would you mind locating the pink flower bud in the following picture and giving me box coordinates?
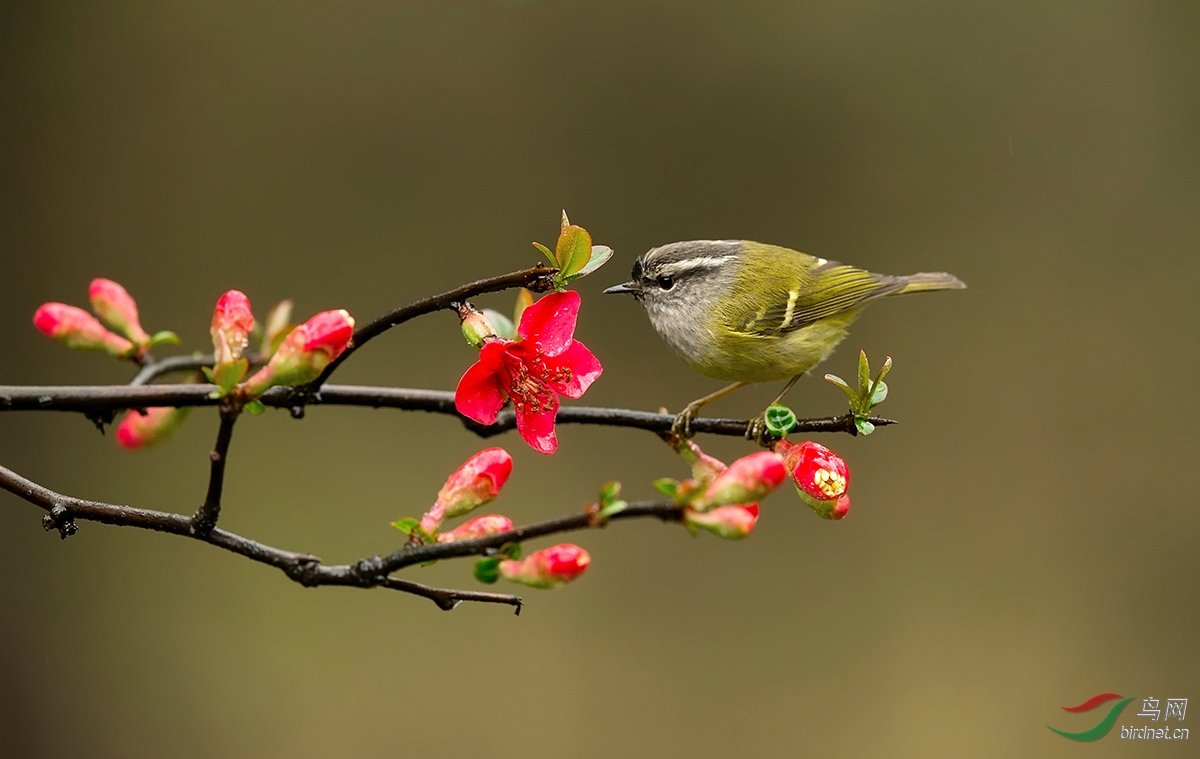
[89,278,150,346]
[33,303,134,356]
[115,406,192,449]
[499,543,590,589]
[240,309,354,397]
[211,290,255,365]
[776,440,851,520]
[419,448,513,533]
[436,514,514,543]
[685,503,759,539]
[693,451,786,511]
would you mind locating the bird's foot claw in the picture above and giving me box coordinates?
[671,404,702,439]
[744,414,778,449]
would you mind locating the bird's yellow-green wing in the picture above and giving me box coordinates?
[722,243,898,337]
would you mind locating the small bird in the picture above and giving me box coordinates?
[603,240,965,442]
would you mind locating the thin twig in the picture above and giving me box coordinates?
[0,383,896,437]
[191,407,240,536]
[0,462,673,609]
[380,577,523,613]
[305,264,558,389]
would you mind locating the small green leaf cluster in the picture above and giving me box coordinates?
[390,517,437,544]
[532,211,614,288]
[473,543,522,584]
[825,351,892,436]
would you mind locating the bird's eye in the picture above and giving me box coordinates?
[657,275,675,290]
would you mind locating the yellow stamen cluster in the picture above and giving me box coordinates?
[813,468,846,498]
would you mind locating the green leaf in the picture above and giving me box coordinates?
[500,542,523,560]
[561,245,613,282]
[857,350,871,399]
[764,403,797,437]
[391,517,420,535]
[597,499,628,520]
[474,556,502,584]
[267,325,297,357]
[212,358,249,396]
[868,380,888,408]
[202,366,216,384]
[420,560,438,568]
[481,309,516,340]
[653,478,680,498]
[824,374,863,411]
[244,400,265,415]
[532,242,557,267]
[599,480,622,506]
[555,225,593,278]
[876,355,893,384]
[854,417,875,436]
[148,330,180,348]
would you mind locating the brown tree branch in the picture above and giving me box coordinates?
[0,383,895,437]
[0,462,681,611]
[304,264,558,390]
[191,407,239,536]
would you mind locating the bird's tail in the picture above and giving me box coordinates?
[887,271,967,295]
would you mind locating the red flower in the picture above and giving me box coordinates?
[499,543,591,588]
[455,291,602,454]
[776,440,851,520]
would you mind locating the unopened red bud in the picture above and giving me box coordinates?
[419,447,513,534]
[115,406,192,449]
[34,303,134,356]
[693,451,785,511]
[685,503,759,539]
[240,309,354,397]
[776,440,851,519]
[436,514,514,543]
[211,290,255,365]
[499,543,590,589]
[457,303,497,349]
[89,278,150,346]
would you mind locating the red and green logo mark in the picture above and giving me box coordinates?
[1047,693,1135,741]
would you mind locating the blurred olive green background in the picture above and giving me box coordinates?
[2,1,1198,757]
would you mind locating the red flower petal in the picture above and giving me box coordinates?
[455,343,510,425]
[545,339,603,398]
[517,291,580,357]
[515,401,559,455]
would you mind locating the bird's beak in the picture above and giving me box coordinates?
[603,282,641,295]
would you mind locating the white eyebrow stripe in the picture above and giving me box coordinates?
[656,255,737,277]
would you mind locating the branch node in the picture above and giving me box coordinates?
[349,556,385,587]
[41,504,78,539]
[83,408,116,434]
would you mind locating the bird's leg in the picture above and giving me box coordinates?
[671,382,747,438]
[745,374,804,447]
